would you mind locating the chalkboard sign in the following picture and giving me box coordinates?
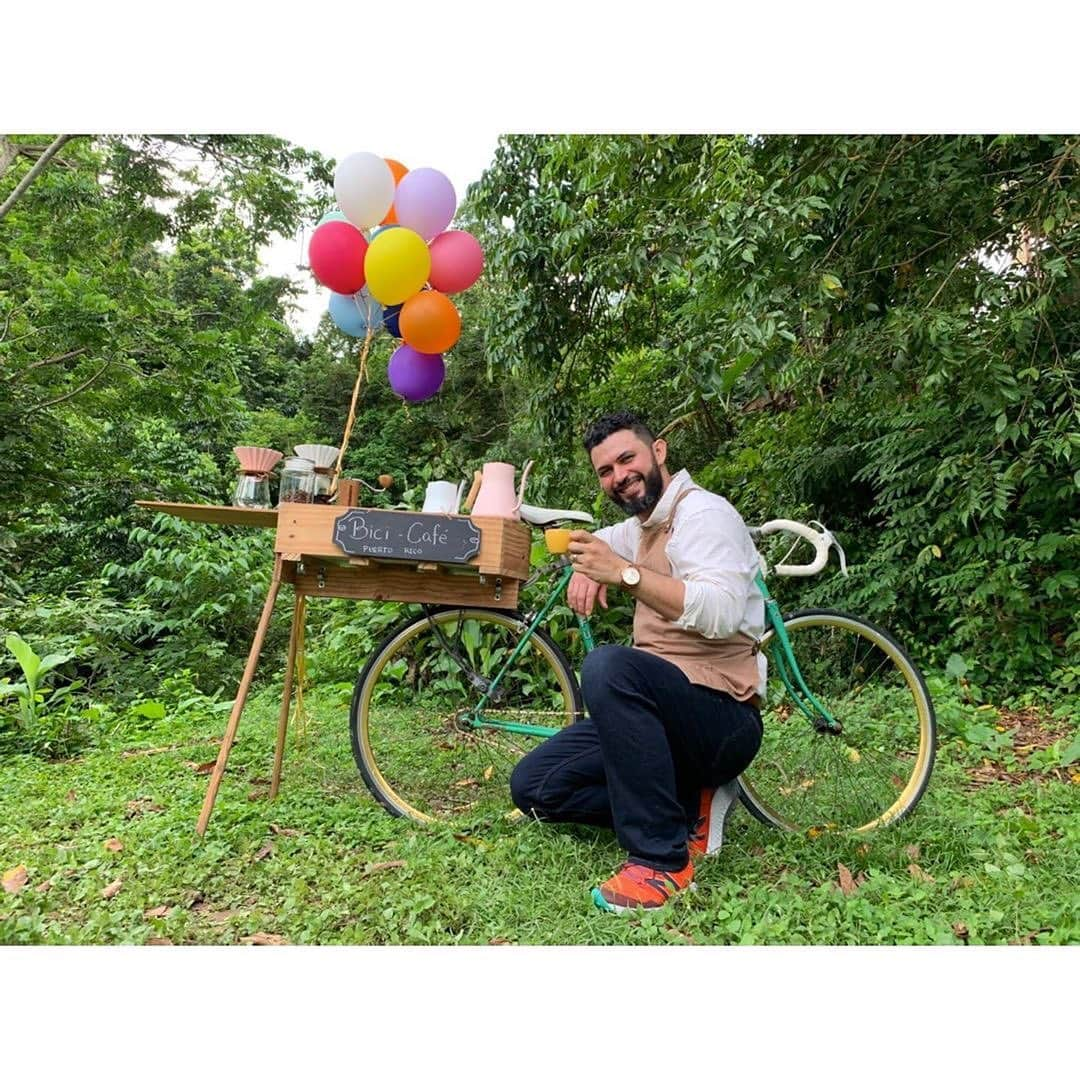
[332,509,482,564]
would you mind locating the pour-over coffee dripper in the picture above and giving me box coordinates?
[232,446,283,509]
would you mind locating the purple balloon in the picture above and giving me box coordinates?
[393,168,457,242]
[387,344,445,402]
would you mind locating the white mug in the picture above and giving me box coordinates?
[422,480,463,514]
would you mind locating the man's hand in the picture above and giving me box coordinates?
[567,571,608,618]
[568,530,627,584]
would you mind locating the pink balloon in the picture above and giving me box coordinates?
[309,220,368,294]
[428,230,484,294]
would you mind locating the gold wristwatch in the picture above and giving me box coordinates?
[620,562,642,589]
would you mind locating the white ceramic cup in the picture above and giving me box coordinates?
[422,480,462,514]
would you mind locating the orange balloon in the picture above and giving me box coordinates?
[381,158,409,225]
[399,290,461,354]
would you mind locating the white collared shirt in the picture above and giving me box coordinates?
[594,469,767,694]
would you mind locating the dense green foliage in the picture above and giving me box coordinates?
[2,133,1076,773]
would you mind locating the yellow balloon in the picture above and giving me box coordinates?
[364,227,432,306]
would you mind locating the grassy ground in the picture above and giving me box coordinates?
[2,680,1078,945]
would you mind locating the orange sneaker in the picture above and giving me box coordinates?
[591,859,695,913]
[687,780,740,859]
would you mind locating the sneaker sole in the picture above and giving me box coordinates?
[703,783,741,856]
[590,883,697,915]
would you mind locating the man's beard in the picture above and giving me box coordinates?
[609,459,664,516]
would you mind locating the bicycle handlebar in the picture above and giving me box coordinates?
[752,519,848,578]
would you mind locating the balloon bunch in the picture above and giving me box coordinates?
[308,152,484,403]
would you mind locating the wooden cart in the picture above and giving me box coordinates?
[135,499,532,834]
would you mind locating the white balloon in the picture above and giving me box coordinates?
[334,152,395,230]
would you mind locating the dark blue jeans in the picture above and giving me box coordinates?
[509,644,763,871]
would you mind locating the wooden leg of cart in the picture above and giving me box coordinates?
[270,592,304,800]
[196,554,284,836]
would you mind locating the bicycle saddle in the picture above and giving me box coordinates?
[518,503,595,527]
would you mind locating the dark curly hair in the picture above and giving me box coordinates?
[582,411,656,453]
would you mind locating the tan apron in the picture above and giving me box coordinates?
[633,486,761,704]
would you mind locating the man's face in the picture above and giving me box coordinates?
[589,429,667,516]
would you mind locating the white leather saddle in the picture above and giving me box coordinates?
[518,503,595,527]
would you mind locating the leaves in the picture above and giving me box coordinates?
[241,933,288,946]
[101,878,123,899]
[2,865,29,894]
[836,863,859,897]
[144,905,172,919]
[103,838,123,852]
[907,864,936,885]
[252,843,274,862]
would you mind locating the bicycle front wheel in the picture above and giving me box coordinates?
[738,609,936,834]
[350,606,582,824]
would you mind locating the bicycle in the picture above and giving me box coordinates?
[348,501,936,835]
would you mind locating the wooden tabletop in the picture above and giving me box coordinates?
[135,501,279,528]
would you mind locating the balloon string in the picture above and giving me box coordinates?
[331,326,374,496]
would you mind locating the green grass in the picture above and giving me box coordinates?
[2,680,1078,945]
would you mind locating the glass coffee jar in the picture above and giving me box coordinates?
[278,457,315,505]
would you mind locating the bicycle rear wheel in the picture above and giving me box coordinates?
[738,609,936,833]
[350,606,582,824]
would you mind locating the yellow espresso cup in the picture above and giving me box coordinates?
[544,528,572,554]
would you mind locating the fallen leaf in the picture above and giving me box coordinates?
[144,905,172,919]
[488,937,513,945]
[104,838,124,853]
[2,865,29,894]
[193,761,216,775]
[126,799,164,818]
[952,922,970,944]
[907,863,935,884]
[147,937,174,946]
[66,789,77,802]
[482,765,494,781]
[101,878,123,899]
[837,862,858,897]
[453,778,479,788]
[35,880,52,894]
[1009,927,1052,946]
[241,932,288,945]
[253,843,274,862]
[200,909,244,924]
[905,844,921,860]
[269,824,300,837]
[247,791,265,802]
[890,774,905,789]
[362,860,406,875]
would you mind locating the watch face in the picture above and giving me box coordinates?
[622,565,641,586]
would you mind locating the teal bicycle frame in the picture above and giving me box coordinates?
[460,555,840,740]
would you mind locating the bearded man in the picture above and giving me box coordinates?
[509,411,766,913]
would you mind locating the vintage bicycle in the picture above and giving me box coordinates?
[348,500,936,835]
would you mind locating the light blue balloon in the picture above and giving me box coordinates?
[328,290,382,337]
[317,209,349,226]
[369,224,400,241]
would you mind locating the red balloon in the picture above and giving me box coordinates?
[428,230,484,294]
[309,220,368,294]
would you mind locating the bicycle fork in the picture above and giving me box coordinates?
[755,571,842,735]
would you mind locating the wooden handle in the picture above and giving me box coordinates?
[464,470,482,513]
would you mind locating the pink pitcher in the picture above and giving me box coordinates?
[470,460,533,519]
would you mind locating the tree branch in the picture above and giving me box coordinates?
[0,135,82,224]
[22,359,112,417]
[2,348,87,382]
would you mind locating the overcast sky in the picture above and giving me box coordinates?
[260,128,503,337]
